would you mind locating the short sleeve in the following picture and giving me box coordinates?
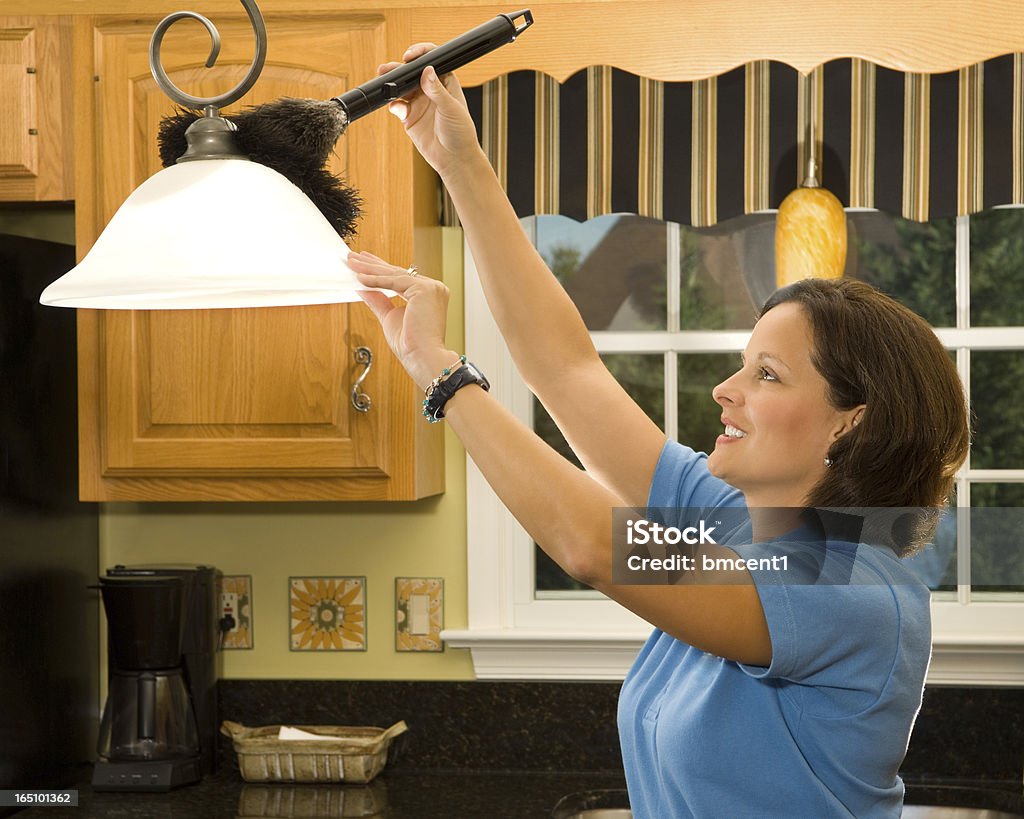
[733,542,926,715]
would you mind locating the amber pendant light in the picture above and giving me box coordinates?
[775,70,848,286]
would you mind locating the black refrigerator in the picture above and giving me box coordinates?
[0,230,100,812]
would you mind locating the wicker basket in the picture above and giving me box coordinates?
[221,720,407,784]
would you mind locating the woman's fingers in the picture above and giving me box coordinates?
[402,42,439,62]
[350,249,386,263]
[348,249,402,274]
[349,251,423,295]
[357,289,397,323]
[378,45,436,76]
[354,270,415,294]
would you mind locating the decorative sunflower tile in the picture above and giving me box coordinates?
[289,576,366,651]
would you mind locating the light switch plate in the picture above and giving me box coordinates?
[220,575,254,650]
[395,577,444,652]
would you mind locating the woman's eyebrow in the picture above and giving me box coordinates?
[759,352,790,371]
[740,351,790,371]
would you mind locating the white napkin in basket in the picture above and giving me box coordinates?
[277,726,337,741]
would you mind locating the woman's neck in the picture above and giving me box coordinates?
[747,506,808,541]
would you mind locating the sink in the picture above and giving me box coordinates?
[551,789,1023,819]
[551,789,631,819]
[903,810,1022,818]
[555,812,631,819]
[550,808,1020,819]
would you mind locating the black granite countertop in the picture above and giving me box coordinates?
[16,767,629,819]
[15,681,1022,818]
[15,767,1024,818]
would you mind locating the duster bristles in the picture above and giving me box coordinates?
[157,99,361,240]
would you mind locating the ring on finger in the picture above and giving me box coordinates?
[406,265,419,277]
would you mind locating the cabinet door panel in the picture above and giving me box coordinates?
[0,17,73,201]
[78,13,442,498]
[0,28,37,177]
[100,305,384,477]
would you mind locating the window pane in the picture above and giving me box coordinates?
[535,214,667,331]
[969,484,1024,592]
[676,211,956,330]
[679,214,773,329]
[846,211,956,327]
[902,497,957,592]
[604,354,666,430]
[970,351,1024,468]
[969,208,1024,326]
[678,353,740,456]
[535,546,587,592]
[534,354,664,593]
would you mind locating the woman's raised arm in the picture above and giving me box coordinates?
[381,56,667,508]
[352,263,771,666]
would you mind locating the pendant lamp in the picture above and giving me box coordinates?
[40,0,384,310]
[775,70,848,287]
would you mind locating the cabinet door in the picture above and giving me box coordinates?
[0,17,73,201]
[78,13,441,500]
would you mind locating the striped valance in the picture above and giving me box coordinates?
[446,55,1023,227]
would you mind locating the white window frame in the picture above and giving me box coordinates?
[442,215,1024,685]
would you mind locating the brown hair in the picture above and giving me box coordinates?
[760,279,970,555]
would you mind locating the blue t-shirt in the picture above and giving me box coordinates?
[618,440,931,818]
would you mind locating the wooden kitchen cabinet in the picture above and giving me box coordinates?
[73,11,443,500]
[0,16,73,201]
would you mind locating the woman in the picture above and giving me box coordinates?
[348,51,970,819]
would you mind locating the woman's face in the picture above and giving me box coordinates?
[707,301,859,507]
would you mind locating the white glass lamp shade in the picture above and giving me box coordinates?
[40,159,393,309]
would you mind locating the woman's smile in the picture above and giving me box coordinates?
[716,419,748,445]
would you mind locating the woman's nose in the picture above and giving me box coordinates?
[712,371,742,406]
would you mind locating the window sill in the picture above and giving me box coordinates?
[441,629,1024,685]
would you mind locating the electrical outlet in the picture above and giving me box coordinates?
[395,577,443,652]
[221,592,239,633]
[220,575,254,649]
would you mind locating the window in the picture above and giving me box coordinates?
[443,210,1024,684]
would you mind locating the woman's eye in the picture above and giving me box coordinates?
[758,367,779,382]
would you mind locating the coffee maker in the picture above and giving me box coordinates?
[93,565,220,792]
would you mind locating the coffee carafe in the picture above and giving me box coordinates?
[93,565,220,792]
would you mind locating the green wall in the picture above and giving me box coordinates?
[0,203,75,245]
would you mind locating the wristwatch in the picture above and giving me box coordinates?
[425,362,490,422]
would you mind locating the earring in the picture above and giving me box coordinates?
[824,457,833,468]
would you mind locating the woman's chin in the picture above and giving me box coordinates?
[706,450,725,477]
[707,451,743,487]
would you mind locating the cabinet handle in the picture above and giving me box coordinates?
[350,346,373,413]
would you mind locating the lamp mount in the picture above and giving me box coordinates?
[149,0,268,162]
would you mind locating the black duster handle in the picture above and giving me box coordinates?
[333,10,533,122]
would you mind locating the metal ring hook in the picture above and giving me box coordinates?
[149,0,268,113]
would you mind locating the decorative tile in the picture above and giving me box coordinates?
[395,577,444,652]
[289,576,366,651]
[221,574,254,650]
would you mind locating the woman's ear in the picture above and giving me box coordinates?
[832,405,866,441]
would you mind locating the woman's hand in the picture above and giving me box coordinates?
[349,251,458,390]
[378,45,485,181]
